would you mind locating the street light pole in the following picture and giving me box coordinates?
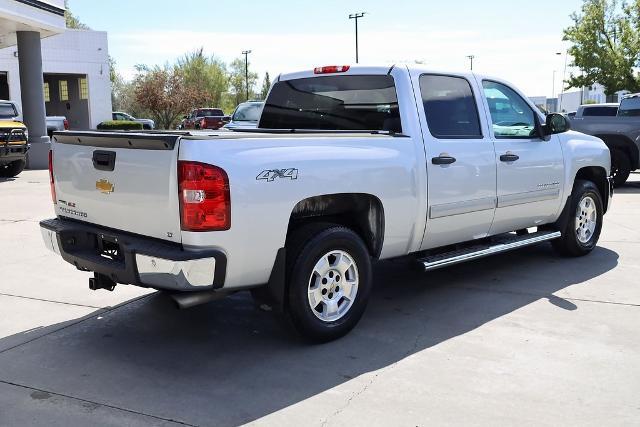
[349,12,365,63]
[466,55,475,71]
[560,50,568,112]
[242,50,252,101]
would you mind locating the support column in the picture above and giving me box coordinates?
[17,31,49,169]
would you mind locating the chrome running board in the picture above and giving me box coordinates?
[419,231,561,271]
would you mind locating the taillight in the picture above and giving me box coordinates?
[63,119,69,130]
[314,65,350,74]
[48,150,56,204]
[178,161,230,231]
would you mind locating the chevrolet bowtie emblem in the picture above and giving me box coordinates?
[96,179,114,194]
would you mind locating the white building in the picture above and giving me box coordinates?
[530,83,633,114]
[0,29,112,130]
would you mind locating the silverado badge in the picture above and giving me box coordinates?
[96,179,115,194]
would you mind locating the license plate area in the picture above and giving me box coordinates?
[97,234,124,263]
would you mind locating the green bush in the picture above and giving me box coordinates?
[96,120,144,131]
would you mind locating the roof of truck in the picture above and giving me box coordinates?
[580,103,619,108]
[277,64,482,82]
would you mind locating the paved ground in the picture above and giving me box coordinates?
[1,170,639,426]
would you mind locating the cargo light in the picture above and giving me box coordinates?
[314,65,350,74]
[48,150,56,204]
[178,161,230,231]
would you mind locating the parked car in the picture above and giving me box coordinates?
[180,108,229,130]
[0,100,28,177]
[570,96,640,186]
[46,116,69,137]
[42,65,612,342]
[112,111,155,130]
[223,101,264,130]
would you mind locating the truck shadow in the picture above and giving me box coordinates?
[615,180,640,194]
[0,244,619,426]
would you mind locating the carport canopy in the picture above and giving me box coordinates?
[0,0,65,169]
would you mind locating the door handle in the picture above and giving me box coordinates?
[432,155,457,165]
[500,153,520,162]
[92,150,116,171]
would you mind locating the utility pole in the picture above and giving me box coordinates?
[466,55,475,71]
[349,12,366,63]
[242,50,251,101]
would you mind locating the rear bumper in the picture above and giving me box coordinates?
[40,218,226,291]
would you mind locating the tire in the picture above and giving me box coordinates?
[286,223,372,343]
[551,180,603,257]
[0,159,26,178]
[610,149,631,187]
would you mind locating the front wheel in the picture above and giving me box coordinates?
[0,159,26,177]
[552,180,603,257]
[286,223,372,342]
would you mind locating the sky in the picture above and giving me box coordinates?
[67,0,586,98]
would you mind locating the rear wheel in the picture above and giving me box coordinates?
[552,180,603,257]
[286,223,372,342]
[610,149,631,187]
[0,159,26,178]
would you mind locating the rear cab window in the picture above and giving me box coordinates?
[582,106,618,117]
[197,109,224,117]
[259,75,402,132]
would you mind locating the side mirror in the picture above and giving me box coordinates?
[544,113,571,135]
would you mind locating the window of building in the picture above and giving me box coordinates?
[79,77,88,100]
[43,82,50,102]
[59,80,69,101]
[419,74,482,139]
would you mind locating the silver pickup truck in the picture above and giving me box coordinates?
[41,65,613,342]
[570,94,640,186]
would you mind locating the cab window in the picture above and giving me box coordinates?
[482,81,538,138]
[420,74,482,139]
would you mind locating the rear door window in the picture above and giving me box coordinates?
[419,75,482,138]
[259,75,401,132]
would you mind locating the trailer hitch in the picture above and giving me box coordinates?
[89,273,117,291]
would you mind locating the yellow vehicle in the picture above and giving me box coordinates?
[0,101,28,178]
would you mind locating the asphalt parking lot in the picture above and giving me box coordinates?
[1,170,639,426]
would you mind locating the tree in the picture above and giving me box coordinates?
[260,72,271,100]
[133,65,208,129]
[64,0,90,29]
[177,49,229,108]
[228,57,258,105]
[564,0,640,95]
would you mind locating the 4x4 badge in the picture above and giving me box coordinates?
[96,179,115,194]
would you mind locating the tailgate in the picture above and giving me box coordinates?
[52,132,182,243]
